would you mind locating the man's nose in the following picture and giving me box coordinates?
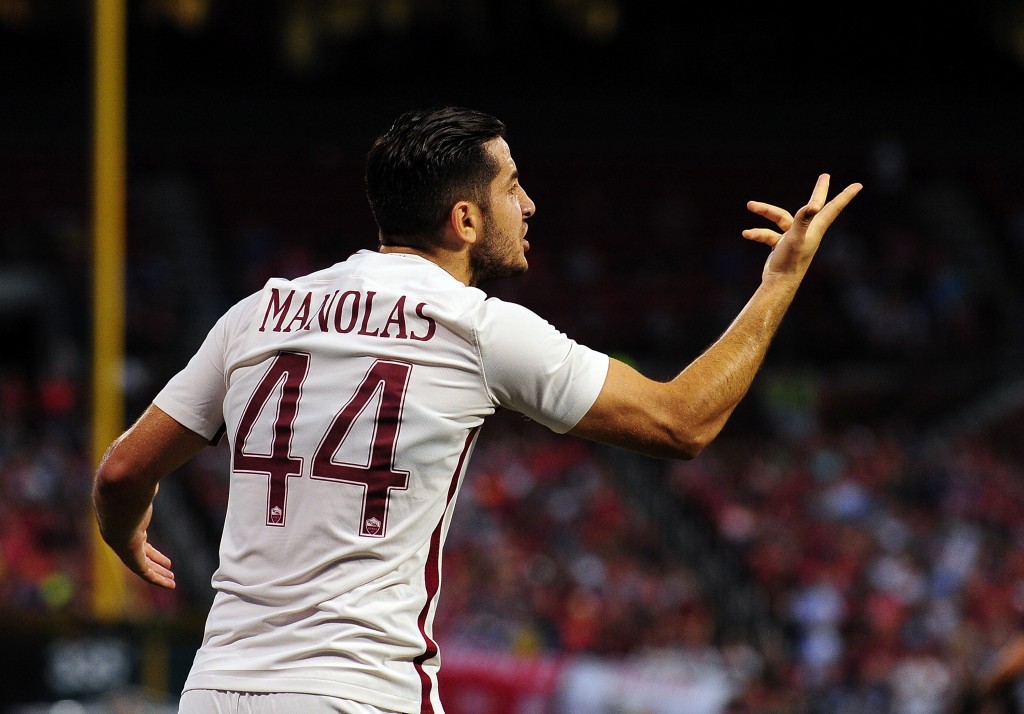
[522,191,536,218]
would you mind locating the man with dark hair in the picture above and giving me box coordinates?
[93,105,861,714]
[366,106,508,248]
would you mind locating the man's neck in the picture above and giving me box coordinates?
[379,244,472,286]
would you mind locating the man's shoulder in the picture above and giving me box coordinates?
[478,295,545,321]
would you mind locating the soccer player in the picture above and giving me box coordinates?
[93,106,861,714]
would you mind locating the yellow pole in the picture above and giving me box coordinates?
[90,0,129,622]
[89,5,171,699]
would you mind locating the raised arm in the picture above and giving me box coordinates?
[92,404,210,588]
[569,174,862,459]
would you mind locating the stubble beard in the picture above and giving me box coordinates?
[468,215,528,287]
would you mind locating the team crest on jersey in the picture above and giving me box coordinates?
[269,505,283,524]
[364,517,382,535]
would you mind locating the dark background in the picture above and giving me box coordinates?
[2,0,1024,449]
[3,1,1023,153]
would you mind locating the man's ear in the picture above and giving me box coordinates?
[448,200,483,247]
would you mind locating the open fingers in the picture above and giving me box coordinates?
[146,541,172,568]
[143,542,176,589]
[746,200,794,232]
[815,181,864,226]
[742,227,783,247]
[797,176,863,230]
[745,176,862,246]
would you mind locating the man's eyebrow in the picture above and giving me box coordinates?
[508,169,519,185]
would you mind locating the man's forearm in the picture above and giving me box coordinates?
[667,273,802,444]
[92,404,209,548]
[92,443,160,551]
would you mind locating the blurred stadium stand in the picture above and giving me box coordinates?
[2,1,1024,712]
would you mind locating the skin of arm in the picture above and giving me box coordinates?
[92,404,210,589]
[569,174,863,459]
[981,635,1024,693]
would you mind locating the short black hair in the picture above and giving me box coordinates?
[365,106,506,249]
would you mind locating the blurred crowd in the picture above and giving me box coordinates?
[1,138,1024,712]
[670,421,1024,713]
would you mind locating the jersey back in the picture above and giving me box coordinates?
[153,250,608,713]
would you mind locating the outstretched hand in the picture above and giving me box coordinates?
[743,174,862,281]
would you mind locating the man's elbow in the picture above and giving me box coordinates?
[93,440,140,494]
[659,419,723,461]
[664,433,710,461]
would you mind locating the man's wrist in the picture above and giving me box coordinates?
[760,270,804,295]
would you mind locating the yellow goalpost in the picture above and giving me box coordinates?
[89,0,129,623]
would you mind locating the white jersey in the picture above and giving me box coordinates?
[153,250,609,714]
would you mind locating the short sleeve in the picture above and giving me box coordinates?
[152,312,231,441]
[476,299,609,433]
